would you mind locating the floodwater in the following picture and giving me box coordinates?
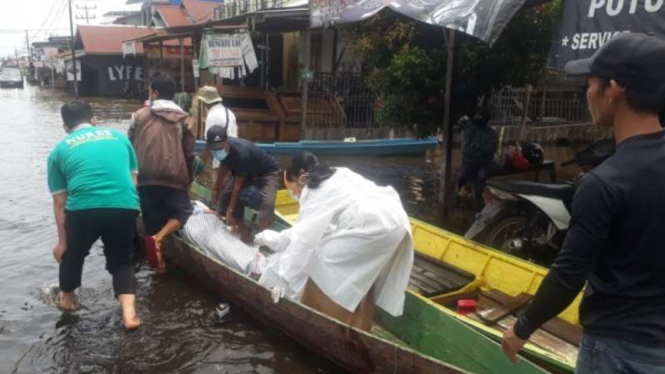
[0,86,350,374]
[0,85,582,374]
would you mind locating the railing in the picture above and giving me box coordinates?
[491,87,590,126]
[214,0,285,20]
[304,71,377,129]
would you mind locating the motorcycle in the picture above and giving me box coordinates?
[464,138,616,265]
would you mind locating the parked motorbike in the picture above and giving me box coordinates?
[464,138,616,265]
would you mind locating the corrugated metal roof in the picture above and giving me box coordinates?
[157,5,191,27]
[182,0,220,24]
[78,25,159,54]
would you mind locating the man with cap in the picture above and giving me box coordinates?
[502,33,665,373]
[198,86,238,185]
[207,125,280,242]
[190,86,238,140]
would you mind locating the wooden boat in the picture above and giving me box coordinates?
[271,190,582,374]
[162,184,556,374]
[194,137,437,156]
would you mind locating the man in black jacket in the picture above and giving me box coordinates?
[457,106,497,201]
[502,33,665,373]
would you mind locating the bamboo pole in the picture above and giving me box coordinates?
[179,37,185,93]
[68,0,78,98]
[300,27,312,140]
[519,84,532,141]
[439,29,456,219]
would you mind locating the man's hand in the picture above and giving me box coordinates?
[53,242,67,264]
[502,325,527,364]
[225,210,238,232]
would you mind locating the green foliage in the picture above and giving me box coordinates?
[343,1,562,137]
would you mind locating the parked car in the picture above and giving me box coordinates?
[0,68,24,89]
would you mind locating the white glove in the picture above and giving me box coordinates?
[255,230,281,248]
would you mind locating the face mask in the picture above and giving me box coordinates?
[212,149,227,161]
[288,190,300,202]
[297,173,309,185]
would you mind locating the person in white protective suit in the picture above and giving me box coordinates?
[256,153,414,331]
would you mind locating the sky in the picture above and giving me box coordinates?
[0,0,142,58]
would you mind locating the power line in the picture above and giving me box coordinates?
[35,0,69,40]
[76,4,97,24]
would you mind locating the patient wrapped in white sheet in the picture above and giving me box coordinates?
[180,202,266,275]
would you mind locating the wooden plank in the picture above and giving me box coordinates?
[541,319,582,347]
[410,270,447,291]
[415,254,475,281]
[408,276,440,296]
[414,255,475,288]
[497,316,579,366]
[479,293,532,326]
[481,289,581,346]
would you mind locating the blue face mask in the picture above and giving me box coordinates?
[212,149,228,161]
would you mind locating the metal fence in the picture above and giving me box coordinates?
[491,87,590,126]
[305,71,377,129]
[214,0,285,20]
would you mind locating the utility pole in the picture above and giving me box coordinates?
[68,0,79,98]
[25,30,31,63]
[76,4,97,24]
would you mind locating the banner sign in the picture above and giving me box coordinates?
[192,59,200,78]
[201,34,244,67]
[549,0,665,69]
[310,0,530,45]
[122,41,137,58]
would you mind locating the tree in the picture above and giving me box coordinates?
[342,1,562,138]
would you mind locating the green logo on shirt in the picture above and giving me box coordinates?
[66,130,117,149]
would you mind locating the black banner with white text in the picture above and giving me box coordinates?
[549,0,665,69]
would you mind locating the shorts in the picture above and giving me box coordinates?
[219,171,280,229]
[138,186,194,236]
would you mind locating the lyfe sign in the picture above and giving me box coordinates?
[108,66,144,81]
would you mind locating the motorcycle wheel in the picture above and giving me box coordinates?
[481,216,542,256]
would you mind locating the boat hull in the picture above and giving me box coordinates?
[194,138,437,156]
[163,235,469,374]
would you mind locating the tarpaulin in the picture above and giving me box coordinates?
[310,0,531,45]
[548,0,665,70]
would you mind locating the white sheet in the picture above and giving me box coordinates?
[181,213,259,274]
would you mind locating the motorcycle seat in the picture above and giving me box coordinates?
[487,180,575,210]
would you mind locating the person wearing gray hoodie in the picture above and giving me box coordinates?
[128,72,196,273]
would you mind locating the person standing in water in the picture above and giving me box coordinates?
[47,101,141,330]
[457,106,497,201]
[129,72,196,273]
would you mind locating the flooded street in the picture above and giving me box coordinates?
[0,86,446,374]
[0,86,346,374]
[0,85,583,374]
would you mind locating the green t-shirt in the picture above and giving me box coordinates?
[47,125,140,211]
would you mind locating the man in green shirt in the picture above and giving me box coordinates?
[47,101,141,330]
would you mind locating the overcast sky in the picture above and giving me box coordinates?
[0,0,142,58]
